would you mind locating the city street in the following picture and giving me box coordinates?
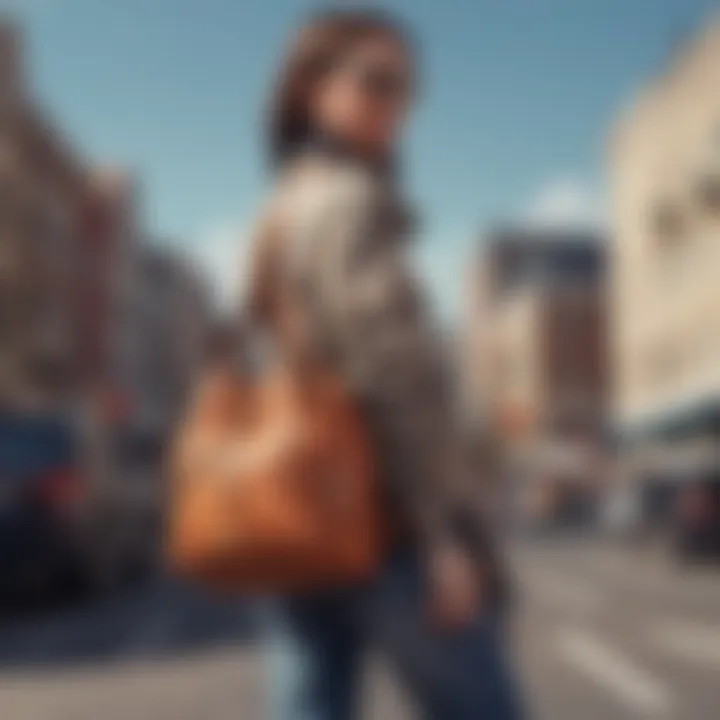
[0,539,718,719]
[2,3,720,720]
[515,538,720,719]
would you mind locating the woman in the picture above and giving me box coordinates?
[249,9,522,720]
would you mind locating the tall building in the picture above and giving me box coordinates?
[0,21,89,413]
[0,15,212,586]
[465,229,607,511]
[609,21,720,506]
[81,167,140,389]
[119,243,209,437]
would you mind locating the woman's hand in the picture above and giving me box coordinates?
[429,543,482,630]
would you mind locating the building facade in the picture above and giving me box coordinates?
[0,21,90,414]
[0,18,212,585]
[119,243,209,437]
[465,230,607,515]
[609,20,720,493]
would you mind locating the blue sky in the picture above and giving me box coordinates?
[7,0,720,316]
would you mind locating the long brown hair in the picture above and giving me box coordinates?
[267,8,414,167]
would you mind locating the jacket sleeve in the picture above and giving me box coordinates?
[296,176,494,563]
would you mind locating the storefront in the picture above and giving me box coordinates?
[616,402,720,557]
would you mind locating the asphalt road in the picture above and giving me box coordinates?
[515,537,720,720]
[0,538,718,719]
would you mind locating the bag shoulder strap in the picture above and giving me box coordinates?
[247,162,324,326]
[246,168,343,371]
[247,200,284,328]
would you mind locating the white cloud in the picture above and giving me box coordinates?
[523,177,604,232]
[192,220,252,312]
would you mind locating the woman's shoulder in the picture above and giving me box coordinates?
[261,156,416,254]
[276,155,382,219]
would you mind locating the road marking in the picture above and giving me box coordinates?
[522,572,603,615]
[557,628,672,717]
[517,544,720,611]
[652,620,720,668]
[589,548,720,603]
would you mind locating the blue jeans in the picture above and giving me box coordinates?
[265,552,523,720]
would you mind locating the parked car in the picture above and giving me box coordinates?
[629,468,720,561]
[0,410,168,608]
[0,414,85,607]
[79,424,166,592]
[673,473,720,562]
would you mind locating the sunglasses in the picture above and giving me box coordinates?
[342,61,409,102]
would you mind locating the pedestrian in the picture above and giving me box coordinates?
[247,8,524,719]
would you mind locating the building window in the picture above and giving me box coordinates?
[651,201,684,249]
[695,171,720,214]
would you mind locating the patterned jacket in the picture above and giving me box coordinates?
[251,152,502,585]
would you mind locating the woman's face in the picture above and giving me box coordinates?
[312,34,412,155]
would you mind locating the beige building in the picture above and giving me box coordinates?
[609,19,720,486]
